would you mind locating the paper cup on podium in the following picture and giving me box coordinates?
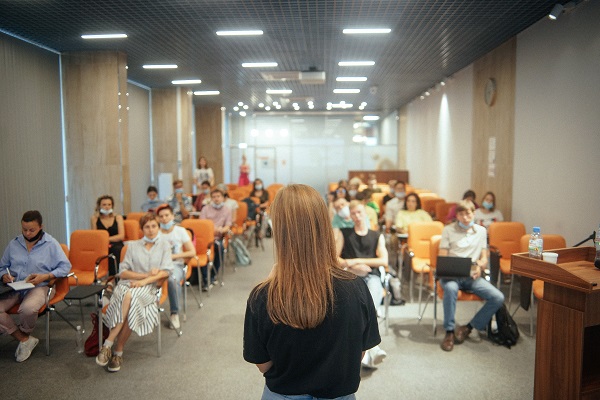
[542,252,559,264]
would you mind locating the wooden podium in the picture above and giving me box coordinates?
[512,247,600,400]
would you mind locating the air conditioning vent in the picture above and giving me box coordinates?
[300,71,326,84]
[260,71,301,81]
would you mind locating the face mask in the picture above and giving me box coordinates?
[203,189,210,195]
[458,220,475,230]
[482,201,494,210]
[24,229,44,243]
[148,195,156,201]
[211,202,224,209]
[160,220,175,230]
[99,208,113,215]
[389,189,395,195]
[395,191,406,199]
[143,235,159,244]
[175,188,184,194]
[255,184,263,190]
[348,189,357,197]
[337,206,350,219]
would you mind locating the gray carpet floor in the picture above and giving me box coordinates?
[0,236,535,399]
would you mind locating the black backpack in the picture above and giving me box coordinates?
[487,304,520,348]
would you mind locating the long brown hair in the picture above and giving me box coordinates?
[256,184,354,329]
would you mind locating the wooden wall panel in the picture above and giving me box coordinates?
[62,51,128,230]
[195,104,223,185]
[180,89,194,191]
[472,38,516,220]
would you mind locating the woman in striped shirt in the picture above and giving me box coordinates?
[95,213,173,372]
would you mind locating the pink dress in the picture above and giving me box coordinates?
[238,164,250,186]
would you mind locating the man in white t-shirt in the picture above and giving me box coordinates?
[156,204,196,331]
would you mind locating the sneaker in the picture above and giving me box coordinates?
[371,347,387,365]
[15,336,39,362]
[107,354,123,372]
[96,346,112,367]
[361,351,375,369]
[169,314,181,330]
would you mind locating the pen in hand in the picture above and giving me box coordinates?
[5,267,14,283]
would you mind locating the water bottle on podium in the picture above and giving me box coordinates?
[528,226,543,259]
[594,225,600,269]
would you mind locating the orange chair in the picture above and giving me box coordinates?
[488,221,526,305]
[407,221,444,315]
[126,212,145,222]
[226,183,238,192]
[228,189,246,201]
[435,202,456,225]
[182,228,203,319]
[429,235,482,335]
[68,230,114,286]
[519,234,566,335]
[371,192,386,218]
[181,219,218,295]
[123,219,142,242]
[422,198,445,218]
[231,201,248,237]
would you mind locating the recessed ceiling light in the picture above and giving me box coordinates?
[238,101,244,106]
[242,62,278,68]
[239,111,247,117]
[81,33,127,39]
[338,61,375,67]
[363,115,380,121]
[143,64,178,69]
[258,103,264,108]
[233,106,239,111]
[193,90,220,96]
[336,77,368,82]
[266,89,292,94]
[333,89,360,94]
[216,30,263,36]
[343,28,391,34]
[265,106,271,111]
[243,105,249,110]
[330,102,354,109]
[172,79,202,84]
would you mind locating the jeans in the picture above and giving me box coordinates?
[363,273,384,311]
[441,277,504,331]
[167,265,185,314]
[261,385,356,400]
[201,239,224,286]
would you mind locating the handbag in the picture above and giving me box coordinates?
[84,312,110,357]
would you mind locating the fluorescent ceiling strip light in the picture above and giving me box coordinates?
[172,79,202,84]
[336,76,367,82]
[194,91,220,96]
[81,33,127,39]
[333,88,360,94]
[266,89,292,94]
[338,61,375,66]
[363,115,380,121]
[242,62,278,68]
[143,64,178,69]
[216,30,263,36]
[343,28,391,34]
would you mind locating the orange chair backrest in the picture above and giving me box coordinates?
[228,189,246,201]
[488,222,527,260]
[60,243,69,258]
[407,221,444,259]
[69,230,110,273]
[226,183,238,192]
[124,219,142,241]
[429,235,442,270]
[422,198,445,217]
[120,244,128,263]
[180,219,215,261]
[436,202,456,224]
[236,201,248,225]
[519,234,566,252]
[238,184,254,197]
[371,192,386,216]
[126,212,145,222]
[267,183,284,192]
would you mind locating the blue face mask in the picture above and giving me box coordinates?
[458,220,475,230]
[203,189,210,195]
[482,201,494,210]
[255,184,263,190]
[175,188,184,194]
[348,189,357,197]
[160,220,175,230]
[143,235,159,244]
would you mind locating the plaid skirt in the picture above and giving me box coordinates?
[105,283,158,337]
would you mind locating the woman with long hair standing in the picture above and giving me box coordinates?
[244,184,381,399]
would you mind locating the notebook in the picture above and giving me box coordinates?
[436,256,473,278]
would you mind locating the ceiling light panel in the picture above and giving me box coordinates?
[342,28,391,34]
[216,30,263,36]
[333,89,360,94]
[194,91,220,95]
[338,61,376,67]
[143,64,178,69]
[242,62,278,68]
[336,77,368,82]
[81,33,127,39]
[172,79,201,84]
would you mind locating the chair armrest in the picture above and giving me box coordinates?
[489,245,502,258]
[94,254,116,282]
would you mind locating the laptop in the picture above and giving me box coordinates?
[436,256,473,278]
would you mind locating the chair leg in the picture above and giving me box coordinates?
[417,272,425,317]
[496,269,502,289]
[183,279,187,322]
[409,269,414,304]
[433,281,438,336]
[45,309,51,356]
[186,281,203,308]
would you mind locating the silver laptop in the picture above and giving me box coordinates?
[436,256,473,278]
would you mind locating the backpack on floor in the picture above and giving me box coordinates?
[84,312,110,357]
[487,303,520,349]
[230,237,252,266]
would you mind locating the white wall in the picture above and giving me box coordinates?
[405,65,474,202]
[513,1,600,245]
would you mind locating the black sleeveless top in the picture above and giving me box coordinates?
[96,217,119,236]
[340,228,381,276]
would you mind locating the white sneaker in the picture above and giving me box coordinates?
[361,351,375,369]
[371,346,387,365]
[15,336,39,362]
[169,314,180,330]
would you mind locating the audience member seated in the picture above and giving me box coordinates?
[366,174,382,193]
[334,201,388,369]
[140,185,162,213]
[347,177,362,200]
[166,179,194,223]
[199,189,232,290]
[382,179,398,205]
[0,210,71,362]
[439,201,504,352]
[96,213,172,372]
[216,183,239,223]
[193,155,214,189]
[156,204,196,331]
[328,184,351,221]
[249,178,269,212]
[362,189,380,216]
[91,195,124,275]
[445,189,478,223]
[384,181,407,232]
[394,193,433,234]
[332,198,354,229]
[473,191,504,228]
[356,191,379,230]
[193,180,211,211]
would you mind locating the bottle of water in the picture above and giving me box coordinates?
[76,325,85,354]
[594,225,600,269]
[528,226,543,259]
